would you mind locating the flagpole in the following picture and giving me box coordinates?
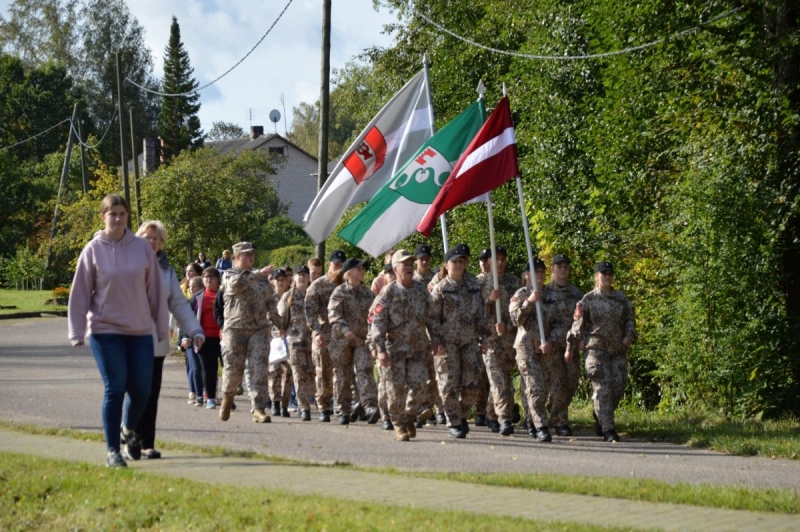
[503,83,545,345]
[422,55,448,253]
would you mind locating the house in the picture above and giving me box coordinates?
[132,126,320,225]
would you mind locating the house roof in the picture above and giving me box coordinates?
[209,133,318,161]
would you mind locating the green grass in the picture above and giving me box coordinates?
[0,289,65,314]
[0,452,620,532]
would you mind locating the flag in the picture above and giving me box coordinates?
[417,96,520,237]
[303,70,432,243]
[338,100,486,257]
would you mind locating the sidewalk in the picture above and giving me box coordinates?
[1,429,797,532]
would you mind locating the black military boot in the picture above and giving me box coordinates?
[300,410,311,421]
[474,414,487,427]
[281,406,290,418]
[338,412,350,425]
[555,425,573,437]
[603,429,620,442]
[512,403,521,424]
[499,422,514,436]
[436,413,447,426]
[461,418,470,435]
[535,427,552,442]
[349,402,364,423]
[319,410,331,422]
[448,426,466,439]
[271,401,281,416]
[382,419,394,430]
[486,419,501,433]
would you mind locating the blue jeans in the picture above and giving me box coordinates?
[89,334,154,452]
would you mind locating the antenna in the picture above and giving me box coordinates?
[249,108,253,128]
[280,93,288,136]
[269,109,281,134]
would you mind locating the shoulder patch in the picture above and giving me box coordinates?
[511,296,520,303]
[573,303,582,320]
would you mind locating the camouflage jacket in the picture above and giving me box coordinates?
[567,288,637,353]
[278,288,311,351]
[219,268,281,331]
[428,275,490,346]
[328,281,373,341]
[509,285,562,351]
[371,279,434,354]
[544,281,584,351]
[477,272,521,342]
[304,275,339,337]
[413,270,435,286]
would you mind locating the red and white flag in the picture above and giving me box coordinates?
[303,70,432,243]
[417,96,519,236]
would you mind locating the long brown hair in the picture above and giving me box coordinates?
[327,268,344,286]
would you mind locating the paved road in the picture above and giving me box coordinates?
[2,317,799,491]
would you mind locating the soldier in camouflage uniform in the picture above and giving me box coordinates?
[218,242,285,424]
[304,250,346,422]
[278,265,315,422]
[372,250,436,441]
[566,261,637,442]
[429,247,491,439]
[268,269,292,417]
[544,254,584,436]
[328,258,380,425]
[365,296,392,430]
[478,246,521,436]
[509,258,562,442]
[412,244,442,423]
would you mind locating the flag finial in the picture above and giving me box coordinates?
[477,80,486,99]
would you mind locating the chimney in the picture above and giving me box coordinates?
[250,125,264,139]
[143,138,161,175]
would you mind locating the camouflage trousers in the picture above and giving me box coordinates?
[516,342,563,430]
[378,369,390,421]
[434,342,483,427]
[474,356,490,416]
[312,336,333,410]
[547,344,580,427]
[381,349,428,426]
[289,346,315,412]
[221,327,271,410]
[329,340,377,416]
[482,339,517,424]
[585,350,627,432]
[269,359,293,405]
[425,351,444,414]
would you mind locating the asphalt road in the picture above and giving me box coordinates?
[2,317,798,490]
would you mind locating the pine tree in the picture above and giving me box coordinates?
[157,16,203,162]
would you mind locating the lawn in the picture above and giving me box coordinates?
[0,289,66,315]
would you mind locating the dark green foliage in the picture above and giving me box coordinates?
[256,215,313,252]
[157,16,203,162]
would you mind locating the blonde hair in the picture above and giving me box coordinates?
[136,220,167,243]
[99,193,128,215]
[189,276,204,293]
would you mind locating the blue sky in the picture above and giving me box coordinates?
[0,0,398,134]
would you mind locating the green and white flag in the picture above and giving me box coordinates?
[339,100,486,257]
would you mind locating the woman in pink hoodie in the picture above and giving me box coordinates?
[68,194,167,468]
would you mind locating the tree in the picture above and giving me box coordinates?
[157,16,203,162]
[139,147,284,265]
[206,121,245,142]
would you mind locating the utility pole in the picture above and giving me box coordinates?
[46,103,80,270]
[116,51,130,227]
[76,103,88,193]
[130,108,141,225]
[316,0,331,262]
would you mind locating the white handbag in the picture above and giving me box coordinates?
[269,337,289,365]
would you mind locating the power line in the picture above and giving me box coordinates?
[69,107,118,150]
[126,0,294,97]
[415,6,743,61]
[0,119,71,153]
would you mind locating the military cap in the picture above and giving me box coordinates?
[524,258,546,271]
[328,249,346,263]
[391,249,414,267]
[552,254,570,265]
[445,248,467,262]
[453,243,471,257]
[232,242,254,255]
[342,257,366,275]
[595,261,614,273]
[479,246,507,260]
[414,244,432,258]
[269,268,287,280]
[296,265,310,275]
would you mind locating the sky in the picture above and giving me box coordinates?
[0,0,399,135]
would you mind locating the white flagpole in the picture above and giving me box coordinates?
[478,80,502,327]
[503,83,545,345]
[423,55,448,253]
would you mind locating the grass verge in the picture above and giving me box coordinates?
[0,289,65,314]
[0,452,619,532]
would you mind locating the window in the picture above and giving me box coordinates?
[268,146,286,156]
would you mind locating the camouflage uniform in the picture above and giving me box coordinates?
[544,281,584,427]
[366,296,390,422]
[509,286,562,430]
[428,275,490,427]
[328,281,377,416]
[269,292,293,408]
[279,288,315,412]
[219,268,282,410]
[304,275,338,410]
[413,270,435,285]
[412,270,441,416]
[479,272,521,425]
[372,279,435,428]
[567,288,637,433]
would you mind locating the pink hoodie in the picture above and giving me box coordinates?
[68,228,168,346]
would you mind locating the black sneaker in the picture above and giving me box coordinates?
[107,449,127,468]
[121,428,141,460]
[603,429,620,442]
[555,425,573,437]
[474,414,487,427]
[300,410,311,421]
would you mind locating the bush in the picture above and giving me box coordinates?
[51,286,70,299]
[260,245,316,270]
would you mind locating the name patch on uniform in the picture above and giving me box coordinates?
[573,303,582,320]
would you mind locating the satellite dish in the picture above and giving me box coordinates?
[269,109,281,123]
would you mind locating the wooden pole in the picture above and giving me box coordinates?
[116,51,130,228]
[315,0,331,262]
[46,103,80,270]
[76,103,88,194]
[130,108,141,226]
